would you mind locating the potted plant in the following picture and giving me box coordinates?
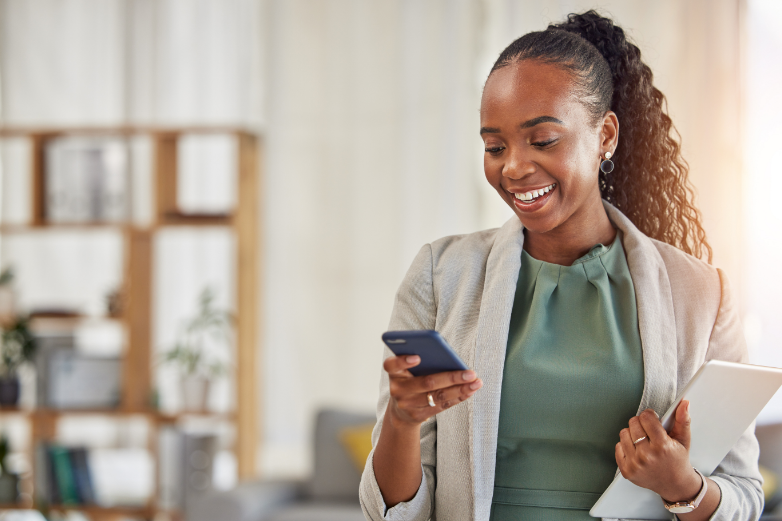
[161,288,232,412]
[0,316,36,407]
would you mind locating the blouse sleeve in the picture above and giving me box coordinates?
[359,244,438,521]
[704,269,765,520]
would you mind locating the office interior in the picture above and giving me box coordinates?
[0,0,778,520]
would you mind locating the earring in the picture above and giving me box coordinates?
[600,151,614,174]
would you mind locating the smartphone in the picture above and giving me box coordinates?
[381,330,469,377]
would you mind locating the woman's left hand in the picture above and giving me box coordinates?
[615,401,703,503]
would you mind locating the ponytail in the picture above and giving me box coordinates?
[490,11,712,262]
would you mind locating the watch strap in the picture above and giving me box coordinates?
[663,468,707,514]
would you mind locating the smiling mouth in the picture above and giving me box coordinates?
[512,183,556,203]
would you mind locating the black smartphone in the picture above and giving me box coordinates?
[381,330,469,377]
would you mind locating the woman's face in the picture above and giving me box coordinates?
[480,59,617,235]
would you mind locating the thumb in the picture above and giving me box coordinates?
[668,400,691,450]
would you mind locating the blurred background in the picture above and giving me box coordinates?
[0,0,779,520]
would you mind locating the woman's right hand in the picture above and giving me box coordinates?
[384,354,483,427]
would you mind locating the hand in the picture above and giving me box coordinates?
[615,401,703,503]
[383,355,483,428]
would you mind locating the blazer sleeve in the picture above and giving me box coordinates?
[703,269,765,521]
[359,244,438,521]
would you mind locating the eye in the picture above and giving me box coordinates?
[485,146,505,156]
[531,139,557,149]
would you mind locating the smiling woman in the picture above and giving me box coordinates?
[359,10,763,521]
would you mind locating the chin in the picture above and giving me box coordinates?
[509,202,562,235]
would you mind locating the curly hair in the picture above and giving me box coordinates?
[490,10,712,262]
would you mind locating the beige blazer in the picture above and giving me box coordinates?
[359,202,764,521]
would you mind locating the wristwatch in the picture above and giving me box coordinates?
[663,468,707,514]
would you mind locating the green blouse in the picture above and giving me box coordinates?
[490,233,645,520]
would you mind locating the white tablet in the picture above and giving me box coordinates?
[590,360,782,520]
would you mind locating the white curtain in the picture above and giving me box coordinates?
[745,0,782,423]
[0,0,746,478]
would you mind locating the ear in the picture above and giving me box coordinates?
[600,110,619,154]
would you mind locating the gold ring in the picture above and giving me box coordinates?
[633,436,647,445]
[427,393,436,407]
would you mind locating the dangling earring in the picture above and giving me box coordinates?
[600,151,614,174]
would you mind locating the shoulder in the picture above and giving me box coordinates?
[397,227,501,300]
[648,238,721,304]
[606,201,722,305]
[428,227,500,270]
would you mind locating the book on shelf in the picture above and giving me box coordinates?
[35,443,96,507]
[35,444,155,508]
[70,447,96,505]
[46,351,121,410]
[157,426,218,512]
[33,331,122,410]
[44,136,129,224]
[49,445,79,504]
[34,333,75,409]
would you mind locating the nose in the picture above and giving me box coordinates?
[502,148,536,179]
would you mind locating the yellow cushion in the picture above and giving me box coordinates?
[339,423,375,472]
[760,464,780,500]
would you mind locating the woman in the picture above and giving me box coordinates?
[359,11,763,521]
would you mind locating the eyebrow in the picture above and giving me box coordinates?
[480,115,564,135]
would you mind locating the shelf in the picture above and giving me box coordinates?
[0,125,257,137]
[29,313,123,322]
[0,218,236,232]
[0,222,134,234]
[49,504,154,516]
[0,125,260,502]
[158,212,234,226]
[0,504,158,517]
[0,408,236,422]
[155,411,236,423]
[0,406,26,414]
[0,502,33,510]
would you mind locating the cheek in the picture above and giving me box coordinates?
[483,157,502,188]
[559,147,599,192]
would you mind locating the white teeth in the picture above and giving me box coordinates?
[513,183,556,202]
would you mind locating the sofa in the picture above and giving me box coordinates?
[190,409,374,521]
[758,422,782,520]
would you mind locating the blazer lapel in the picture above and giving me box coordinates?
[604,202,679,415]
[469,216,524,521]
[467,203,678,520]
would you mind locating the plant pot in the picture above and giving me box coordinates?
[180,375,210,412]
[0,473,19,503]
[0,377,20,407]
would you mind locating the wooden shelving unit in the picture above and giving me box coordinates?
[0,126,262,520]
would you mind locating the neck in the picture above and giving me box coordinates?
[523,197,616,266]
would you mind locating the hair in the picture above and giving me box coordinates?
[489,10,712,262]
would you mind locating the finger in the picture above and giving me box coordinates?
[668,400,692,450]
[638,408,666,445]
[627,416,649,448]
[615,441,627,468]
[406,369,478,394]
[619,428,637,458]
[416,379,483,410]
[383,355,421,376]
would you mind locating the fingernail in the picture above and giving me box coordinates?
[406,355,420,364]
[652,410,659,419]
[462,371,476,381]
[470,380,482,390]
